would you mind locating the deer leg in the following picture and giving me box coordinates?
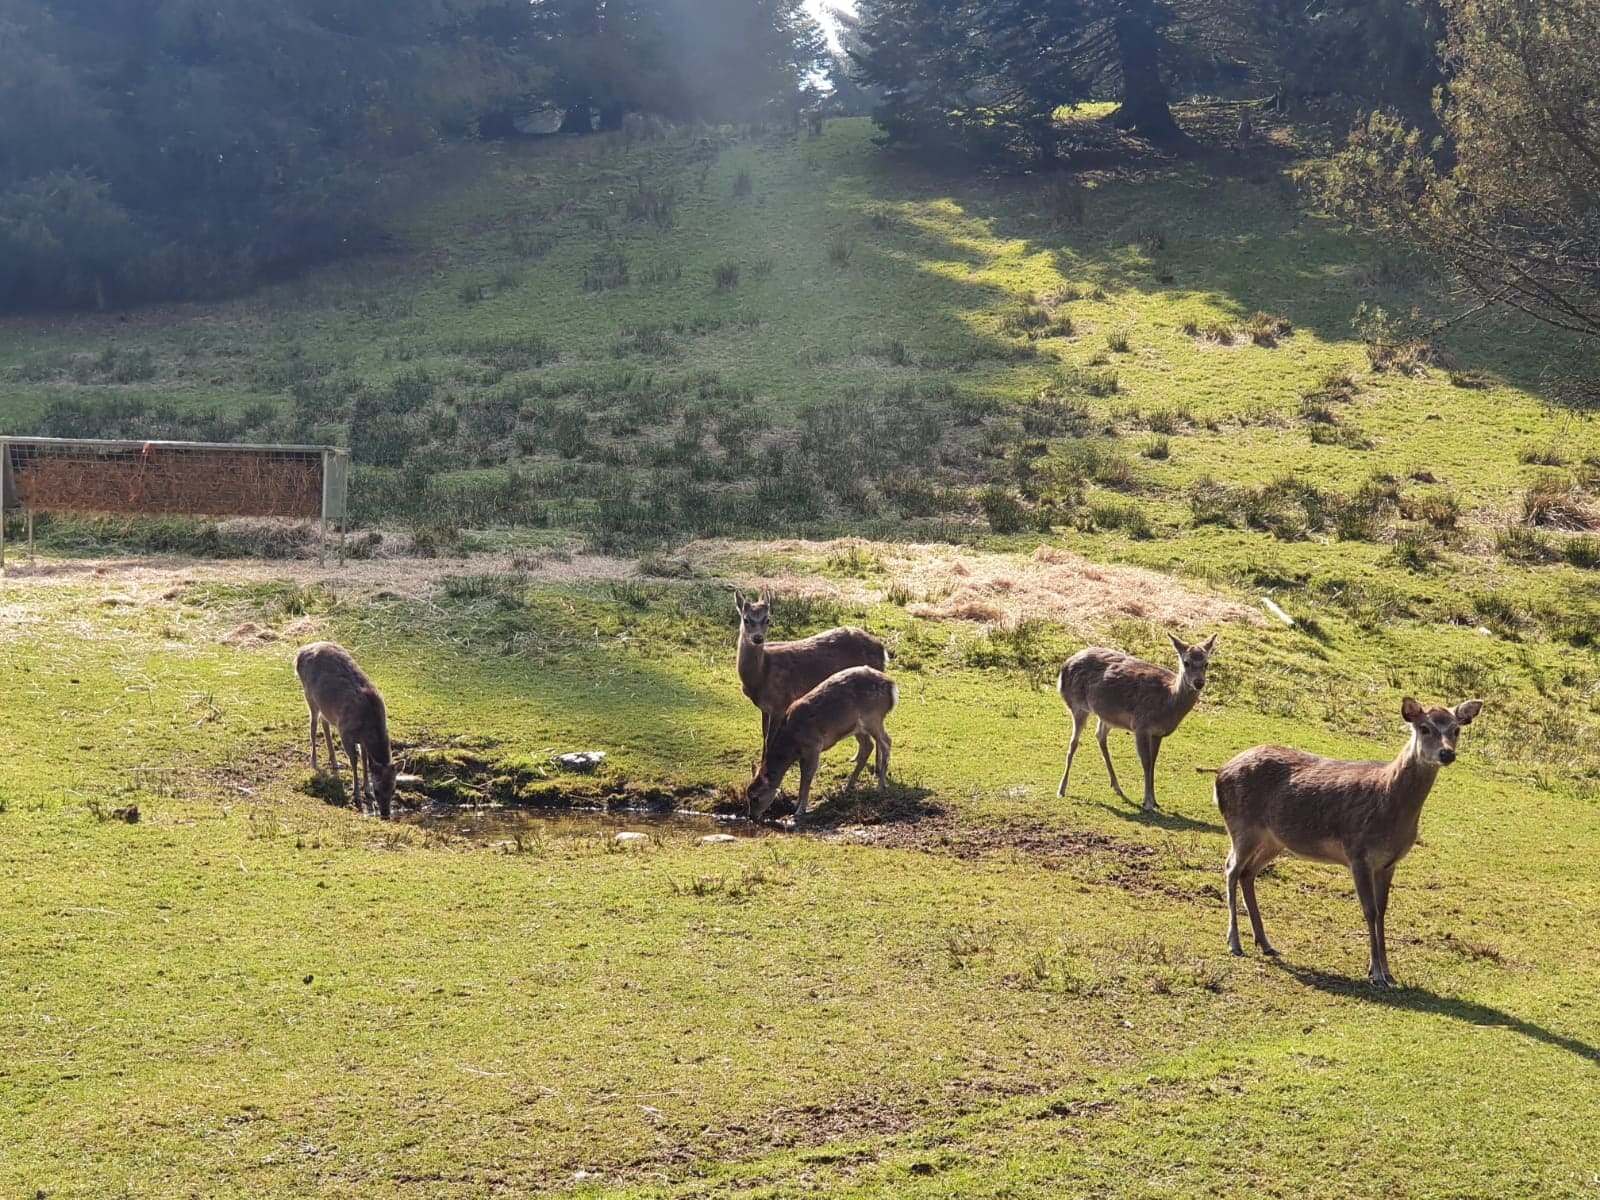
[845,733,872,792]
[1134,731,1161,812]
[760,709,772,750]
[1239,870,1277,956]
[1095,719,1128,802]
[322,719,340,775]
[342,732,363,812]
[1372,863,1397,985]
[1225,845,1245,955]
[308,706,320,771]
[1350,860,1389,987]
[792,750,820,824]
[1057,708,1086,798]
[874,728,891,791]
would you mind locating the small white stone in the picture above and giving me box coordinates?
[614,831,649,845]
[698,833,737,844]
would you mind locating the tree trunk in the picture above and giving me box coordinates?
[558,104,594,134]
[1109,14,1181,143]
[597,103,625,132]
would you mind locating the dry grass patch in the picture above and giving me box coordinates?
[893,543,1255,632]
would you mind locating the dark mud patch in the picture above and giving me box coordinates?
[834,818,1214,898]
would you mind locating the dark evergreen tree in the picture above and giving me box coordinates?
[0,0,533,309]
[854,0,1092,163]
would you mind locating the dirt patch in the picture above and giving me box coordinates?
[0,547,641,602]
[840,817,1149,866]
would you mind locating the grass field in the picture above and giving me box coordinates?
[3,115,1600,1197]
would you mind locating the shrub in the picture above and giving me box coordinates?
[1106,329,1132,353]
[582,250,629,292]
[1522,473,1599,530]
[1041,178,1087,226]
[1244,311,1293,346]
[1496,525,1558,563]
[711,260,741,290]
[1086,500,1152,538]
[1563,537,1600,569]
[1142,435,1170,460]
[979,486,1030,533]
[828,233,852,266]
[732,169,753,197]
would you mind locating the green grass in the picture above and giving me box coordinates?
[3,113,1600,1196]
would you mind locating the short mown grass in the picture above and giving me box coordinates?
[3,112,1600,1198]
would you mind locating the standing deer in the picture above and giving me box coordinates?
[734,590,886,747]
[1056,634,1218,812]
[747,666,896,823]
[294,641,398,819]
[1215,696,1484,987]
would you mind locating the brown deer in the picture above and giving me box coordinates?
[294,641,398,819]
[1056,634,1218,812]
[1215,696,1484,987]
[747,666,896,823]
[734,590,886,747]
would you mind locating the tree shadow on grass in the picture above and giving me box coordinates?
[1279,961,1600,1069]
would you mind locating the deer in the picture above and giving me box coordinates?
[747,666,896,824]
[733,590,887,749]
[294,641,398,819]
[1215,696,1484,987]
[1056,633,1218,813]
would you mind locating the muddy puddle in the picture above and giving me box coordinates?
[402,803,761,843]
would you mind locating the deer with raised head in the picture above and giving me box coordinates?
[1056,633,1218,813]
[1215,696,1484,987]
[734,590,887,748]
[747,666,896,824]
[294,641,398,819]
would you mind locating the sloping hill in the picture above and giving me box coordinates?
[4,117,1600,1197]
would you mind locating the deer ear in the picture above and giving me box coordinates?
[1202,633,1219,654]
[758,587,770,604]
[1454,699,1483,725]
[734,593,746,616]
[1401,696,1424,724]
[1168,633,1187,655]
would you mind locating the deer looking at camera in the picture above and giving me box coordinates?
[734,590,886,747]
[294,641,397,819]
[1215,696,1484,987]
[747,666,896,823]
[1056,633,1218,813]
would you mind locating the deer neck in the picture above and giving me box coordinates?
[1162,675,1201,722]
[737,634,769,690]
[1383,733,1441,814]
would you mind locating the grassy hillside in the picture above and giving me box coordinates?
[3,116,1600,1197]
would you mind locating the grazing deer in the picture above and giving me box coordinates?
[747,666,896,823]
[734,590,887,747]
[1056,634,1218,812]
[1215,696,1484,987]
[294,641,398,819]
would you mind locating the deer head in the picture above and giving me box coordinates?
[1169,632,1219,693]
[1401,697,1483,767]
[734,590,772,646]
